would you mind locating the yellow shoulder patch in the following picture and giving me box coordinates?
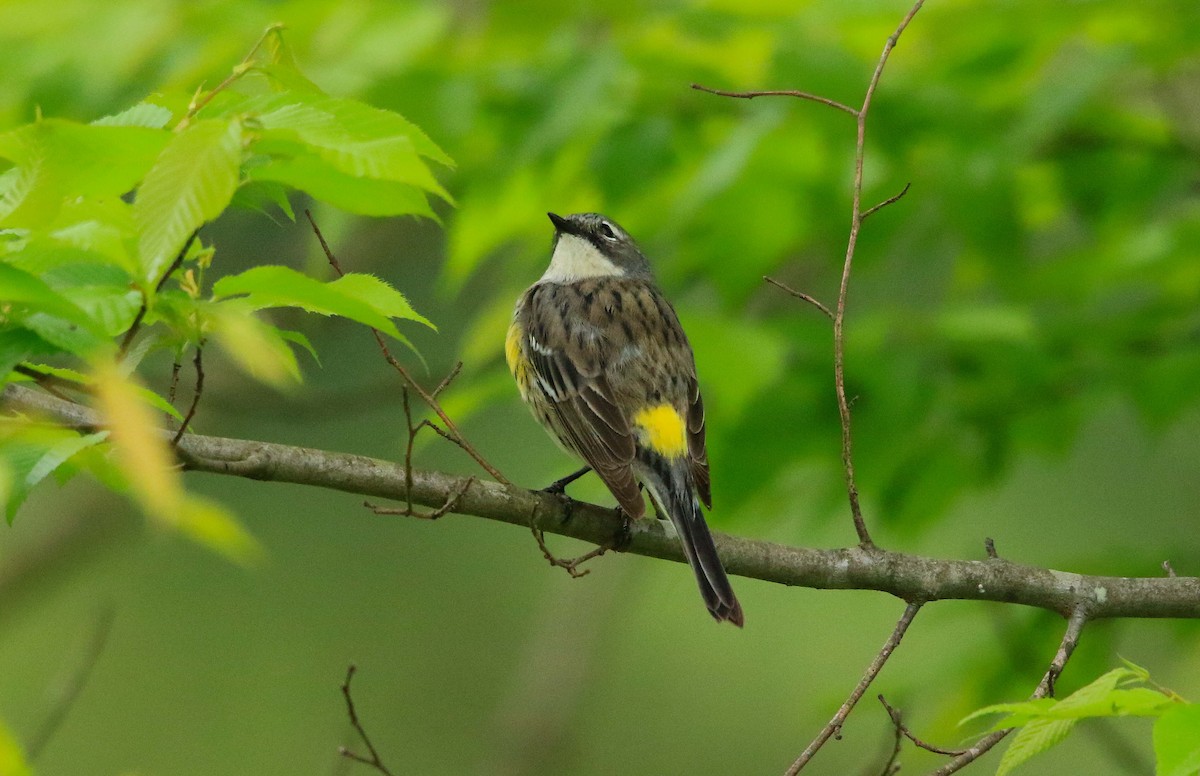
[505,319,528,392]
[632,404,688,458]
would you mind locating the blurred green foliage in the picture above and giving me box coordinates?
[1,0,1198,774]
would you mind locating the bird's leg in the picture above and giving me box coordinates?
[541,466,592,495]
[611,507,634,551]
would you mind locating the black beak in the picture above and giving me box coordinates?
[547,212,571,233]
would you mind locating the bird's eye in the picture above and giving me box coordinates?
[598,222,617,240]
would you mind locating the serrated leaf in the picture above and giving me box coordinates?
[0,119,170,228]
[93,102,174,129]
[212,266,407,340]
[328,273,435,329]
[996,717,1075,776]
[1155,704,1200,776]
[134,118,243,283]
[962,698,1058,730]
[252,93,452,168]
[247,154,436,219]
[24,430,109,492]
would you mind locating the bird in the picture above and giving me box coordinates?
[506,211,743,626]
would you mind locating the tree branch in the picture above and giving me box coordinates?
[6,383,1199,620]
[784,602,923,774]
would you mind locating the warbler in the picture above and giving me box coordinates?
[506,212,743,626]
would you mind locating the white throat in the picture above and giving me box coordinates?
[539,233,623,283]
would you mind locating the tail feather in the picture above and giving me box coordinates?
[646,475,743,627]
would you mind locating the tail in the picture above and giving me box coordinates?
[645,474,744,627]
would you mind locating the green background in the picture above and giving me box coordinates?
[2,0,1199,773]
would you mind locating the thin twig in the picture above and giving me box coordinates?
[878,695,969,756]
[784,601,924,775]
[830,0,925,548]
[119,230,200,356]
[871,705,905,776]
[862,182,913,221]
[925,605,1089,775]
[177,24,282,129]
[1163,560,1177,577]
[171,344,205,444]
[530,525,609,578]
[690,83,859,117]
[984,538,999,559]
[694,0,923,548]
[338,665,395,776]
[303,209,510,485]
[763,276,834,320]
[365,475,475,521]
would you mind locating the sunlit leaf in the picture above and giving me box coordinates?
[206,303,302,387]
[212,265,428,340]
[134,118,243,283]
[996,717,1075,776]
[0,718,31,776]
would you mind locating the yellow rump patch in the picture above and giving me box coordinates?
[505,319,528,391]
[633,404,688,458]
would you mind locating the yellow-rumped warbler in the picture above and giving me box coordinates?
[506,212,743,626]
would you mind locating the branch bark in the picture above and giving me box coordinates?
[6,383,1199,621]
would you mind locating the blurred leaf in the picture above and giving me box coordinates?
[134,117,242,283]
[1155,703,1200,776]
[0,718,31,776]
[205,303,302,388]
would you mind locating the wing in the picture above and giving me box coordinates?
[686,376,711,509]
[522,283,645,517]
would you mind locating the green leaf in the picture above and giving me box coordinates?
[276,329,320,366]
[247,154,436,219]
[24,430,109,494]
[0,119,171,228]
[328,273,435,329]
[205,302,303,387]
[0,717,31,776]
[1155,704,1200,776]
[134,118,243,283]
[92,102,174,129]
[211,265,429,342]
[229,179,295,221]
[253,111,451,200]
[252,93,452,169]
[996,717,1076,776]
[0,261,98,327]
[21,363,183,421]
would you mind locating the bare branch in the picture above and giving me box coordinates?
[690,83,859,117]
[8,383,1200,620]
[862,182,913,221]
[784,601,923,774]
[878,695,969,756]
[338,665,394,776]
[763,276,834,320]
[171,345,205,445]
